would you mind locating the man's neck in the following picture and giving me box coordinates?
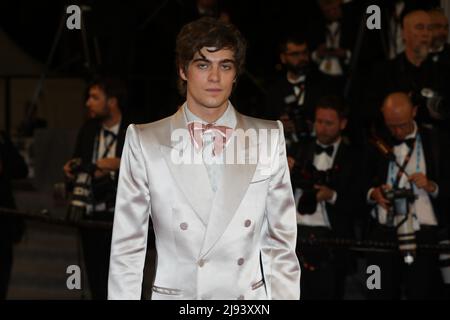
[102,112,122,128]
[186,100,228,123]
[287,72,305,84]
[317,136,341,147]
[405,47,426,67]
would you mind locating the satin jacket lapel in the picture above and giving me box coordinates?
[159,107,214,226]
[200,112,258,257]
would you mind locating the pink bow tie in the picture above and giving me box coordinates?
[187,121,233,156]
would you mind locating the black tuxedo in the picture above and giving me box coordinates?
[71,118,128,300]
[292,137,363,299]
[364,126,449,299]
[0,132,28,299]
[365,126,448,229]
[264,69,340,134]
[429,43,450,71]
[293,138,363,237]
[73,118,127,167]
[365,53,450,128]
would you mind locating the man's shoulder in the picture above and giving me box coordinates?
[239,113,280,131]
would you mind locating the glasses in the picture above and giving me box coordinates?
[284,51,309,58]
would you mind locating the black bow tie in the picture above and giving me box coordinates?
[393,137,415,148]
[315,144,334,156]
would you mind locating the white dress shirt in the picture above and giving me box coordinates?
[368,122,438,228]
[184,102,237,193]
[312,21,351,76]
[295,138,341,227]
[97,120,121,161]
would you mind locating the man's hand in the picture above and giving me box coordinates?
[287,156,296,172]
[315,44,329,59]
[315,185,335,202]
[63,159,77,180]
[409,173,437,193]
[94,158,120,178]
[370,184,391,210]
[329,48,347,59]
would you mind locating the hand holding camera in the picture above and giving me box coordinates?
[408,172,437,193]
[370,184,392,210]
[95,157,120,178]
[315,184,335,202]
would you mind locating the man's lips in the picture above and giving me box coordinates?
[206,88,222,92]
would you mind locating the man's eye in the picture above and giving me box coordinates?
[221,64,233,70]
[197,64,208,69]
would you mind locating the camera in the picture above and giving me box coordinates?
[381,186,418,264]
[292,162,333,214]
[381,187,416,203]
[410,88,450,123]
[66,158,117,222]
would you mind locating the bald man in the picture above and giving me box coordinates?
[364,92,448,299]
[428,9,450,68]
[366,10,450,128]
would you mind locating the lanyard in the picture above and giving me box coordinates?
[92,130,118,163]
[389,135,422,188]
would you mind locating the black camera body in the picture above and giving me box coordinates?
[381,187,416,203]
[292,162,334,214]
[66,158,117,222]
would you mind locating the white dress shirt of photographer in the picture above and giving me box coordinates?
[311,21,351,76]
[367,121,438,230]
[294,138,340,227]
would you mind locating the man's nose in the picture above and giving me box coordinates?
[208,66,220,82]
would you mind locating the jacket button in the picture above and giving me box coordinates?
[244,219,251,227]
[237,258,245,266]
[180,222,188,230]
[198,259,206,267]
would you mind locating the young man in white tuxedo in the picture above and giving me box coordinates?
[108,17,300,300]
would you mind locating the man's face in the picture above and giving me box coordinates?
[280,43,310,75]
[180,47,236,111]
[319,0,342,22]
[403,12,432,58]
[383,106,416,141]
[85,85,109,119]
[314,108,346,145]
[197,0,217,9]
[430,13,449,49]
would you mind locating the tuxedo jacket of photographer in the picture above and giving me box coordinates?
[365,52,450,126]
[364,125,450,235]
[291,137,363,238]
[72,118,129,187]
[108,104,300,300]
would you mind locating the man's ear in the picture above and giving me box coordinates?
[412,105,418,118]
[340,118,348,131]
[107,97,118,110]
[179,66,188,81]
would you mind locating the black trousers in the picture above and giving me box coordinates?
[0,241,13,300]
[365,224,443,300]
[296,225,349,300]
[80,212,113,300]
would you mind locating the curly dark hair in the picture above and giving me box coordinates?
[175,17,247,96]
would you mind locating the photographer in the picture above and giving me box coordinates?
[0,131,28,299]
[265,35,336,137]
[365,92,449,299]
[366,10,450,130]
[63,77,128,300]
[290,96,362,299]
